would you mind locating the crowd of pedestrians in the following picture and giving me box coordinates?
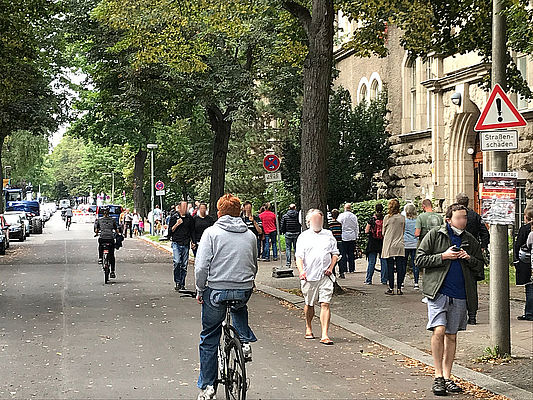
[129,193,531,399]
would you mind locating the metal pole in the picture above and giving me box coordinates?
[273,185,283,271]
[488,0,510,355]
[111,171,115,203]
[150,149,155,235]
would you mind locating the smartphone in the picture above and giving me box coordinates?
[451,246,461,252]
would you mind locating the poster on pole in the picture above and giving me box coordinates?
[480,172,517,225]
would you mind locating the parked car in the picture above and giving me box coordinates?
[4,212,28,240]
[0,215,10,254]
[6,201,43,234]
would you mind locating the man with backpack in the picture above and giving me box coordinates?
[364,203,387,284]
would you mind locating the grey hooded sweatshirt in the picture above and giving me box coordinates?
[195,215,258,294]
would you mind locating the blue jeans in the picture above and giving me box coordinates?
[340,240,356,273]
[525,283,533,318]
[172,242,189,286]
[263,231,278,260]
[198,287,257,389]
[405,248,419,284]
[365,252,387,284]
[285,232,299,266]
[387,256,406,290]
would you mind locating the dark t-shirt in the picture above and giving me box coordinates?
[242,215,262,237]
[168,213,194,246]
[193,215,214,244]
[328,220,342,242]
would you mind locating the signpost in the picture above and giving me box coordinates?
[474,79,527,354]
[155,181,165,210]
[263,154,293,278]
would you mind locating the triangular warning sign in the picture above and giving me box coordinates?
[474,84,527,131]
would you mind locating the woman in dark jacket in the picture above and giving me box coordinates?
[514,207,533,321]
[364,203,387,285]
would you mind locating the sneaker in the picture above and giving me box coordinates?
[467,316,477,325]
[385,289,394,295]
[273,257,279,261]
[339,273,346,279]
[242,342,252,362]
[110,271,116,278]
[445,379,462,393]
[174,283,180,291]
[364,282,372,285]
[414,283,420,290]
[98,259,103,264]
[197,385,216,400]
[432,377,447,396]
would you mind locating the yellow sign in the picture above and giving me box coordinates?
[3,179,10,188]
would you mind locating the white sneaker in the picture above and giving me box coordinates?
[242,343,252,362]
[197,385,216,400]
[414,284,420,290]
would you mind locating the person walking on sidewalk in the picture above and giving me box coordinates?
[124,208,133,238]
[415,203,484,396]
[514,207,533,321]
[364,203,387,285]
[242,201,263,260]
[296,209,339,345]
[259,203,278,261]
[168,201,195,291]
[328,209,344,278]
[337,203,359,274]
[415,199,443,242]
[404,203,419,289]
[382,199,406,295]
[456,193,489,325]
[281,204,301,267]
[192,202,214,257]
[195,194,257,400]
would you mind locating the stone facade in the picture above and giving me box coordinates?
[333,19,533,214]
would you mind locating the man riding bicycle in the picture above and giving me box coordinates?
[94,207,119,278]
[65,206,73,228]
[194,194,258,400]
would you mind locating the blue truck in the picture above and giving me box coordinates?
[4,188,43,234]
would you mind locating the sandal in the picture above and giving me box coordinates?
[304,334,315,339]
[319,338,334,345]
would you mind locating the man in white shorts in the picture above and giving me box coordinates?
[295,209,339,345]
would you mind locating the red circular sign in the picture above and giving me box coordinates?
[155,181,165,191]
[263,154,281,172]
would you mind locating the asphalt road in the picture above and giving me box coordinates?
[0,213,477,399]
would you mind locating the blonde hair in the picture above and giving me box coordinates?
[405,203,417,219]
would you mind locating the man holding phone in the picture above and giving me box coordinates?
[416,204,484,396]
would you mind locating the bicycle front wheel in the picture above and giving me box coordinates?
[224,335,247,400]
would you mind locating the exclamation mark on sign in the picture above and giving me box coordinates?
[496,98,503,122]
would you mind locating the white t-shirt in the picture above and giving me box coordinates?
[132,214,140,225]
[295,229,340,281]
[337,211,359,241]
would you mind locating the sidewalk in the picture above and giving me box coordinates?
[256,255,533,396]
[138,236,532,398]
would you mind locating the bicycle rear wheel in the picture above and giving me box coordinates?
[224,334,247,400]
[103,255,109,284]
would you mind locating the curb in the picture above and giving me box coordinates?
[255,283,532,400]
[138,235,531,399]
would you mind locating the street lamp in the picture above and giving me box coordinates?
[147,144,158,235]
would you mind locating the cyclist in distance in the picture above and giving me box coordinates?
[94,206,119,278]
[194,194,258,400]
[65,206,73,229]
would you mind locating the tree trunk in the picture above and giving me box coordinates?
[133,148,147,217]
[284,0,334,222]
[207,105,232,218]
